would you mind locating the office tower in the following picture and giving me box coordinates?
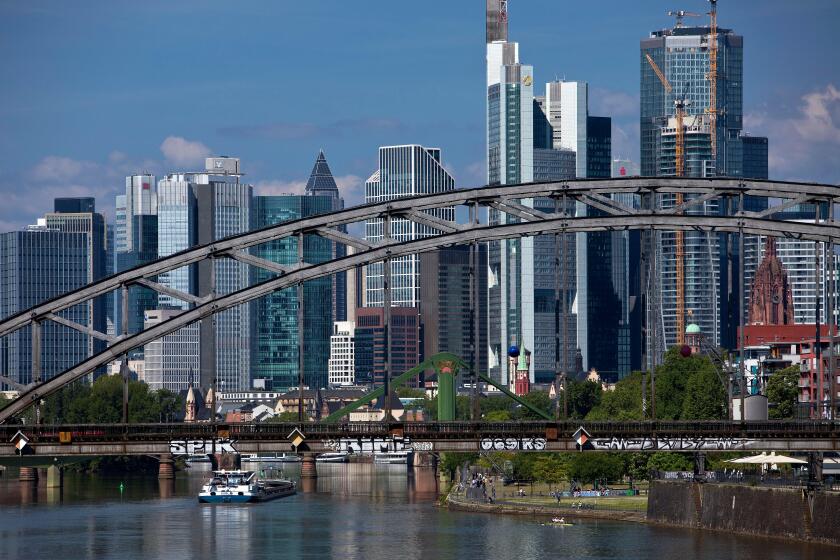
[43,198,108,361]
[640,17,757,357]
[142,309,199,392]
[419,245,488,377]
[154,157,252,392]
[0,226,89,385]
[105,223,115,336]
[741,135,769,180]
[364,145,455,307]
[328,321,355,387]
[252,194,333,391]
[354,307,421,388]
[114,175,158,351]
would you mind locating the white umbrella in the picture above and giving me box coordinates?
[725,452,806,465]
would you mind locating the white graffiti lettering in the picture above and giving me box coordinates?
[480,437,546,451]
[169,439,237,455]
[589,437,749,451]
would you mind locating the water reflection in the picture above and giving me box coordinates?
[0,464,834,560]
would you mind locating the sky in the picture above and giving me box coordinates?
[1,0,839,231]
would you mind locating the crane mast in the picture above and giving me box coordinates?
[707,0,718,173]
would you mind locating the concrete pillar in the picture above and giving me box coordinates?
[158,454,175,480]
[19,467,38,482]
[158,478,175,499]
[46,465,63,488]
[300,453,317,479]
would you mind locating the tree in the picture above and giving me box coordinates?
[587,372,645,421]
[568,453,624,486]
[766,366,799,419]
[531,454,568,489]
[265,411,300,422]
[646,452,692,473]
[647,346,725,420]
[514,391,553,420]
[682,365,727,419]
[567,380,602,419]
[484,409,512,421]
[396,386,425,399]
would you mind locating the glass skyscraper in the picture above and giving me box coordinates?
[364,145,455,308]
[114,175,158,352]
[252,195,334,391]
[0,227,90,386]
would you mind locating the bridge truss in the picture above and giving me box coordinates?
[1,177,839,424]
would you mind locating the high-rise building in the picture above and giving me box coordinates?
[305,150,347,323]
[640,17,766,358]
[114,175,158,350]
[364,145,455,307]
[419,245,488,377]
[252,194,334,391]
[741,135,769,180]
[142,309,199,392]
[154,157,253,392]
[354,307,421,388]
[43,199,108,362]
[0,226,90,386]
[328,321,355,387]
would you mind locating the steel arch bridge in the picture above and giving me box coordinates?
[1,176,839,424]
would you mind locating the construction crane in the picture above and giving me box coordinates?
[645,52,690,345]
[706,0,718,173]
[667,10,701,27]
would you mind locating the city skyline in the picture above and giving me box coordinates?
[1,0,838,233]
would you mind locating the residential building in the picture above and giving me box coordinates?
[252,194,333,391]
[0,226,89,386]
[328,321,355,387]
[364,145,455,307]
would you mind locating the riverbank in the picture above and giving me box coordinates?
[446,491,647,523]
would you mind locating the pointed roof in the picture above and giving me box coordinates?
[305,150,339,197]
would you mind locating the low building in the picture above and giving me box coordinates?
[328,321,355,386]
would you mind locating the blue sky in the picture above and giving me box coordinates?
[1,0,839,230]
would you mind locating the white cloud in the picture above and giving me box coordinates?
[30,156,98,182]
[255,179,307,196]
[160,136,212,167]
[335,174,364,203]
[591,87,638,118]
[793,84,840,143]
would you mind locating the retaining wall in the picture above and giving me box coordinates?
[648,480,840,546]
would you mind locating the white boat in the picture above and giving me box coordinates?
[198,469,296,504]
[374,451,413,465]
[316,452,350,463]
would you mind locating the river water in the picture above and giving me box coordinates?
[0,463,833,559]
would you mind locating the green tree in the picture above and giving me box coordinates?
[646,452,692,473]
[568,453,624,486]
[766,366,799,419]
[587,372,645,421]
[567,380,602,419]
[682,365,727,419]
[531,454,568,489]
[484,409,512,421]
[396,386,425,399]
[265,411,300,422]
[514,390,553,420]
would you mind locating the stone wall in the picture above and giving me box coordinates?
[648,480,840,546]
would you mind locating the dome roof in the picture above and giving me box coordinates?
[686,324,701,334]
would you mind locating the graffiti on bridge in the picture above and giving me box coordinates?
[480,437,547,451]
[169,439,238,455]
[589,437,750,451]
[323,436,433,453]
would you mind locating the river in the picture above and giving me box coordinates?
[0,463,833,559]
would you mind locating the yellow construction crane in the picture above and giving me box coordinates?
[706,0,718,173]
[645,52,689,345]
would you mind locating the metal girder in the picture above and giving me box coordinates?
[488,200,550,222]
[45,313,116,343]
[3,211,840,423]
[748,194,815,218]
[575,192,638,216]
[397,209,466,234]
[133,278,206,306]
[660,191,720,215]
[0,178,836,341]
[224,250,294,276]
[312,227,373,251]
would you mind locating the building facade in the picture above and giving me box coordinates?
[252,194,333,391]
[0,227,90,386]
[328,321,355,387]
[142,309,199,392]
[364,145,455,308]
[354,307,421,388]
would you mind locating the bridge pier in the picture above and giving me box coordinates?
[19,467,38,483]
[300,452,317,479]
[158,453,175,480]
[46,465,63,488]
[210,452,240,471]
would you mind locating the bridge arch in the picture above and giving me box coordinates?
[1,177,838,423]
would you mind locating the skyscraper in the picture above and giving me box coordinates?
[114,175,158,350]
[153,157,252,392]
[0,226,90,386]
[640,16,765,358]
[252,194,334,391]
[364,145,455,307]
